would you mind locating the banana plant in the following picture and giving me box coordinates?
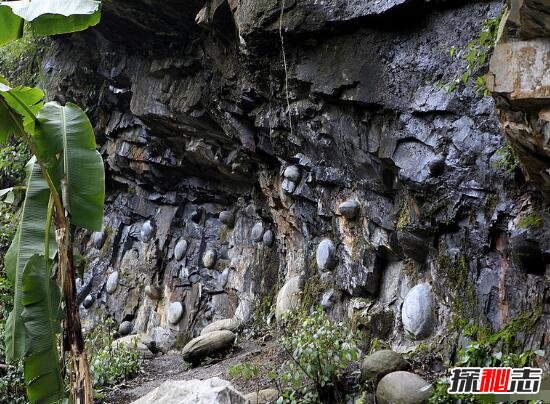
[0,0,101,45]
[0,2,103,403]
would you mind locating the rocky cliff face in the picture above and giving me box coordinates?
[41,0,548,366]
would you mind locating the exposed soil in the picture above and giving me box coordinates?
[101,339,286,403]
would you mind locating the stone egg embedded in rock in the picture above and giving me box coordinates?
[174,238,188,261]
[401,283,435,340]
[106,271,119,294]
[202,249,217,268]
[283,165,301,182]
[145,285,162,300]
[281,178,296,194]
[262,229,274,246]
[275,276,302,320]
[167,302,184,324]
[82,294,94,309]
[316,238,337,270]
[90,230,106,249]
[140,220,155,242]
[251,222,264,242]
[119,321,133,336]
[219,210,235,227]
[338,199,360,219]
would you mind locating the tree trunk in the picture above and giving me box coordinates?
[56,225,93,403]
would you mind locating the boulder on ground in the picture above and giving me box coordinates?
[361,350,408,381]
[182,330,236,363]
[112,335,154,359]
[376,371,433,404]
[244,388,279,403]
[201,318,241,335]
[131,377,247,404]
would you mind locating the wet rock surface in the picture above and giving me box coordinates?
[44,0,547,366]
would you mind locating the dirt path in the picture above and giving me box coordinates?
[101,340,286,403]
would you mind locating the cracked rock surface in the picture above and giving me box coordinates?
[42,0,548,369]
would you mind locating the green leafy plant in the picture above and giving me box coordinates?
[273,308,359,404]
[0,3,104,402]
[228,362,261,381]
[0,0,100,45]
[0,360,26,403]
[438,13,502,96]
[493,143,519,174]
[86,320,141,390]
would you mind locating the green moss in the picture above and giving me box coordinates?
[437,246,477,331]
[402,258,421,282]
[517,214,543,230]
[301,274,329,310]
[396,200,411,230]
[250,286,276,333]
[99,226,113,260]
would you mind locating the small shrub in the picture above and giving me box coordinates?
[228,363,261,381]
[86,318,142,389]
[493,143,519,174]
[274,308,359,403]
[438,12,502,96]
[0,361,26,404]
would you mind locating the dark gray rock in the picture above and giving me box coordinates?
[251,222,264,242]
[428,156,446,177]
[42,0,548,369]
[402,283,435,340]
[191,207,203,223]
[361,350,408,381]
[510,232,545,276]
[91,230,106,249]
[145,285,162,300]
[376,371,433,404]
[174,238,188,261]
[396,231,429,263]
[119,321,133,336]
[316,239,337,270]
